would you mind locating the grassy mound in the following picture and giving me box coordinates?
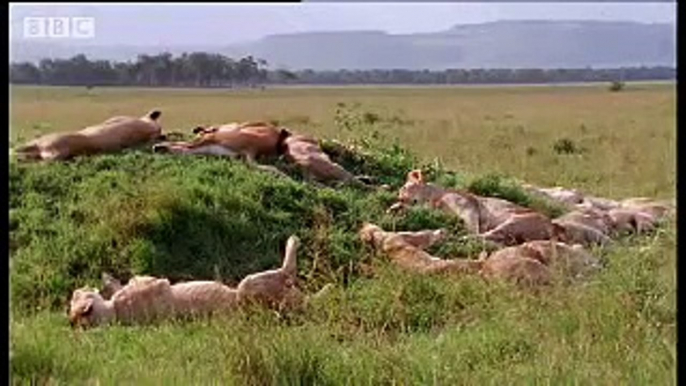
[9,133,570,313]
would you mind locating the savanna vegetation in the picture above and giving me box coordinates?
[9,83,675,384]
[9,53,676,87]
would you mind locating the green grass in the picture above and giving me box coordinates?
[9,84,676,384]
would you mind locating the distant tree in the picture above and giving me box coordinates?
[8,53,676,87]
[9,62,41,84]
[273,69,298,83]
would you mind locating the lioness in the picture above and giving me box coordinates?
[359,223,482,275]
[13,110,165,162]
[152,121,292,177]
[235,235,335,311]
[606,208,658,234]
[523,183,672,236]
[68,235,333,328]
[359,223,599,287]
[280,134,373,188]
[520,183,623,212]
[388,170,565,246]
[551,219,612,247]
[619,197,674,222]
[521,183,585,207]
[68,275,238,329]
[152,121,290,162]
[235,235,306,310]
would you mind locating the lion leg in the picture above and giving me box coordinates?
[481,215,552,246]
[396,229,448,249]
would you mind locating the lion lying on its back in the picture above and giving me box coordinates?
[68,236,334,329]
[68,275,239,328]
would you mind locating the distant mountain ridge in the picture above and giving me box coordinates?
[10,20,676,70]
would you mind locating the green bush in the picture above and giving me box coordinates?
[552,137,585,155]
[609,81,626,92]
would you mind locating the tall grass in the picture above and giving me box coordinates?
[9,84,675,384]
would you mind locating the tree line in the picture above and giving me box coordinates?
[9,52,676,87]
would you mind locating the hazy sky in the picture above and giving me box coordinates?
[9,3,676,46]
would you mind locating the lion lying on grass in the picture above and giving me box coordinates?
[280,133,374,188]
[68,275,238,329]
[387,170,567,246]
[523,183,673,237]
[152,121,292,177]
[68,236,333,329]
[153,121,289,163]
[359,223,600,287]
[389,170,673,248]
[13,110,166,162]
[153,121,373,188]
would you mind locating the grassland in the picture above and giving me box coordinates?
[9,83,676,384]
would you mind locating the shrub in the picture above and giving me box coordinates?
[609,81,626,92]
[552,138,584,155]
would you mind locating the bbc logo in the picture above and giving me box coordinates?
[23,17,95,39]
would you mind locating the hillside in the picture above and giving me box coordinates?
[10,20,676,70]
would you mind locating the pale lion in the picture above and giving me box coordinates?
[68,235,333,328]
[14,110,166,162]
[388,170,565,246]
[359,223,600,287]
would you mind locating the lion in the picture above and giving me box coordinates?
[152,121,290,162]
[388,170,565,246]
[359,223,482,275]
[68,235,334,328]
[359,223,599,287]
[152,121,292,177]
[68,275,238,329]
[521,183,585,207]
[13,110,166,162]
[280,134,373,188]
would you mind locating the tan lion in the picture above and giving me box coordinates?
[551,206,615,246]
[68,275,238,329]
[521,183,586,208]
[281,134,373,188]
[359,223,482,275]
[606,208,658,234]
[152,121,292,177]
[13,110,166,162]
[359,223,599,287]
[551,219,613,247]
[235,235,309,311]
[152,121,290,162]
[522,183,673,226]
[518,182,674,240]
[68,235,333,328]
[388,170,565,246]
[619,197,674,223]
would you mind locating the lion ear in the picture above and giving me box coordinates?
[101,273,122,300]
[408,169,424,183]
[147,110,162,121]
[102,272,119,286]
[82,300,93,315]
